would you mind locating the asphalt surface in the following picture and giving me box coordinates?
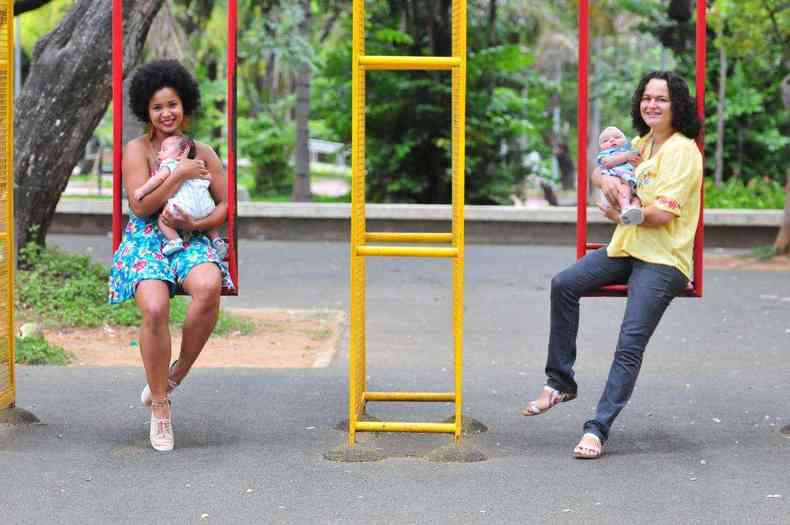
[1,235,788,524]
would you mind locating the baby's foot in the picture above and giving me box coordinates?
[619,206,644,225]
[212,238,228,260]
[162,238,184,256]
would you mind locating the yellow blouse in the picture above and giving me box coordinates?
[607,132,703,280]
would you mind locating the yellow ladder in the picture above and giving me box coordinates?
[0,0,15,410]
[347,0,467,445]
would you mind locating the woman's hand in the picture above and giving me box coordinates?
[596,202,622,224]
[598,175,623,210]
[160,204,197,231]
[174,158,210,183]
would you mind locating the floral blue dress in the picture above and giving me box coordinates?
[108,212,234,304]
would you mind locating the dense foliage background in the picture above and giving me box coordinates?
[17,0,789,207]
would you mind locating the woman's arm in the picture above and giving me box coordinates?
[597,202,673,227]
[641,206,675,227]
[160,142,228,232]
[591,167,624,209]
[124,138,210,218]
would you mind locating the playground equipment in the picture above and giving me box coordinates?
[346,0,468,446]
[111,0,239,294]
[576,0,706,298]
[0,0,13,410]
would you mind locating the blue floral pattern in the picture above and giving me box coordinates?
[108,213,234,304]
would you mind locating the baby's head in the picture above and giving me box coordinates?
[158,136,193,161]
[599,127,626,150]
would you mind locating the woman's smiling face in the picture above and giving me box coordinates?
[147,87,183,136]
[640,78,673,133]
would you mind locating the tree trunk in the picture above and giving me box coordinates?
[774,178,790,255]
[291,0,312,202]
[714,46,727,186]
[14,0,164,248]
[487,0,497,47]
[774,69,790,254]
[554,142,575,191]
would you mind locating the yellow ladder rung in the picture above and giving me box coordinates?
[359,56,461,70]
[356,245,458,258]
[0,232,6,241]
[355,421,456,434]
[365,391,455,402]
[365,232,453,243]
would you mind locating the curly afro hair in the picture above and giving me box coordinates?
[128,59,201,123]
[631,71,701,140]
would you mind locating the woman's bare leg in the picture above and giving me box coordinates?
[135,280,172,419]
[170,263,221,385]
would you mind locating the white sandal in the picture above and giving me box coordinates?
[522,385,576,416]
[573,433,603,459]
[149,399,174,452]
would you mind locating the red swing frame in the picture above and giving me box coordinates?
[111,0,239,295]
[576,0,705,298]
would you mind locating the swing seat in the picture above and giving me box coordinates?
[575,0,706,299]
[111,0,239,296]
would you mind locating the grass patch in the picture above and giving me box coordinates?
[745,245,780,261]
[61,194,112,200]
[15,243,255,337]
[15,336,72,365]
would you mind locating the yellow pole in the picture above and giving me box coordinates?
[451,0,467,443]
[0,0,15,410]
[348,0,366,446]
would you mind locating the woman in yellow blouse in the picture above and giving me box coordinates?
[522,71,703,459]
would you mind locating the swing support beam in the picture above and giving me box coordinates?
[347,0,468,446]
[576,0,706,298]
[111,0,239,295]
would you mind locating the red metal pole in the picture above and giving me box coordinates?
[226,0,238,293]
[111,0,123,252]
[693,0,706,297]
[576,0,589,260]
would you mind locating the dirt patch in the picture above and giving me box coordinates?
[704,253,790,272]
[43,308,345,368]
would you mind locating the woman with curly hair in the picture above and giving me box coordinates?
[109,60,234,451]
[522,71,702,459]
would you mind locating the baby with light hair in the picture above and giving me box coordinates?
[597,126,643,225]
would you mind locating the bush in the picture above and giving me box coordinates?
[15,336,71,365]
[704,177,786,209]
[16,243,254,336]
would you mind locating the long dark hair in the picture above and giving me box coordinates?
[631,71,701,139]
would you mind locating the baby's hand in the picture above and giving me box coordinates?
[627,151,641,166]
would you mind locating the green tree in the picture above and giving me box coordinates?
[14,0,164,248]
[314,0,547,204]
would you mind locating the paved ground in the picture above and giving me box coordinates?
[2,235,789,524]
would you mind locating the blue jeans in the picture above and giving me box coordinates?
[545,248,688,443]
